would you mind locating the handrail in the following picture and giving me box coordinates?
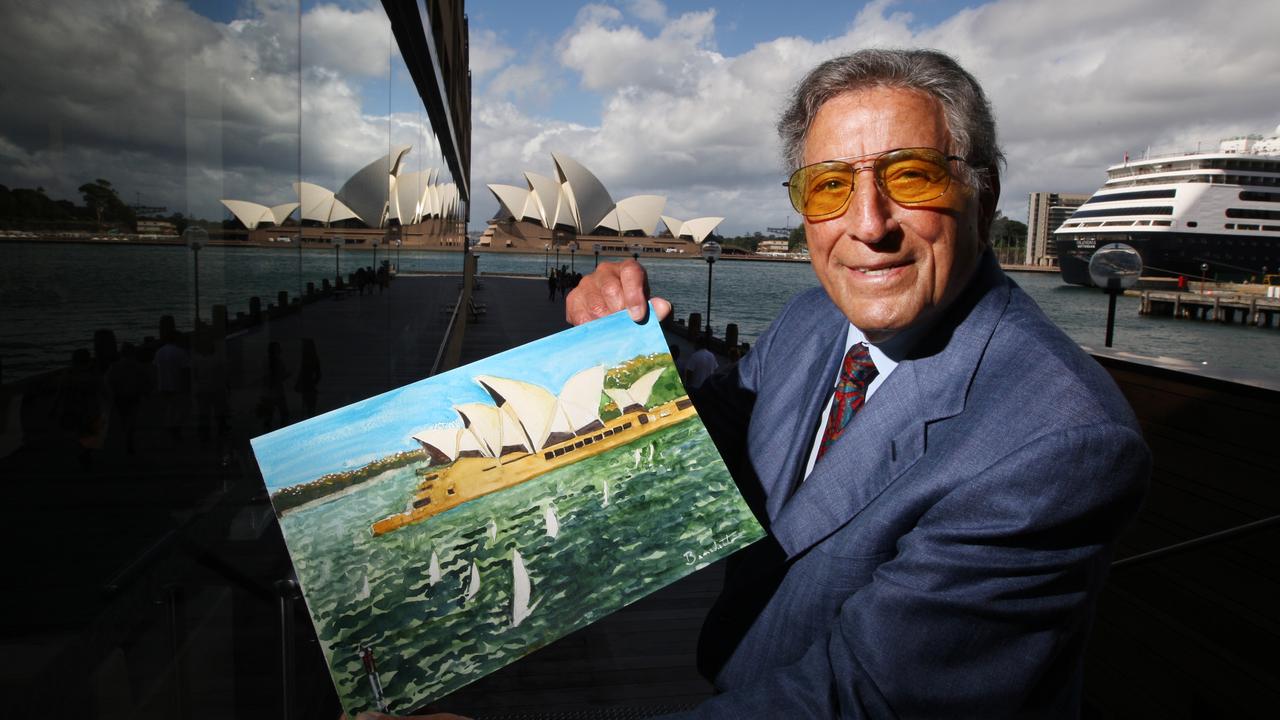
[1111,513,1280,571]
[430,285,464,377]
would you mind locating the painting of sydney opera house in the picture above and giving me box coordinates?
[250,309,763,716]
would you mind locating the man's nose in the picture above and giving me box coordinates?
[840,168,893,244]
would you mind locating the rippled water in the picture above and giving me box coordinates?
[277,419,762,714]
[2,242,1277,382]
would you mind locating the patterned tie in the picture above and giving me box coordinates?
[817,343,878,459]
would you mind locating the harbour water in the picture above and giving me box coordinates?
[2,242,1277,383]
[276,419,760,714]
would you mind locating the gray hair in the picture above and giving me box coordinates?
[778,48,1003,192]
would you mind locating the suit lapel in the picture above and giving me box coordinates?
[768,253,1013,559]
[756,302,848,523]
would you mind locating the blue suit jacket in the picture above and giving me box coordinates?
[680,254,1150,718]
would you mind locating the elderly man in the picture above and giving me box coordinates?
[566,49,1149,717]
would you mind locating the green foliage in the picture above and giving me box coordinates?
[598,353,683,420]
[788,225,807,251]
[79,179,135,228]
[271,449,422,514]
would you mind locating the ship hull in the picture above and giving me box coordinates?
[1056,231,1280,287]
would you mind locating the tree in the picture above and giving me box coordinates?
[989,211,1027,266]
[78,178,135,229]
[788,225,807,252]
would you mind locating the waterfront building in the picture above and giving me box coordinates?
[1,1,471,717]
[756,238,790,254]
[1025,191,1090,266]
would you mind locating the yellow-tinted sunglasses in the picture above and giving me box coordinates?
[784,147,970,220]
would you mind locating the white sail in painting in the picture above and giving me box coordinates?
[543,504,560,538]
[465,561,480,602]
[428,551,442,586]
[487,518,498,541]
[511,549,538,627]
[355,572,371,600]
[602,480,610,507]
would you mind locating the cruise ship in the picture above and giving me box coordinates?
[1054,132,1280,286]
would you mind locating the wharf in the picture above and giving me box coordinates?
[1140,290,1280,328]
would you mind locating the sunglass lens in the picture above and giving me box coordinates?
[879,150,950,203]
[795,163,853,217]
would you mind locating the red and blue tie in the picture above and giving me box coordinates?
[817,343,877,459]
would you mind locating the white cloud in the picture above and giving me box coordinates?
[471,0,1280,234]
[300,3,391,78]
[626,0,669,25]
[469,28,516,80]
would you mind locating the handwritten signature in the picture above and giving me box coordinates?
[684,531,742,565]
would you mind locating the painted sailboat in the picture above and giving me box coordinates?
[486,518,498,542]
[428,551,442,586]
[511,548,538,627]
[464,561,480,602]
[355,572,371,601]
[602,480,610,507]
[543,504,560,538]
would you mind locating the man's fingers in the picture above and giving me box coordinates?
[651,297,672,322]
[617,261,649,321]
[566,260,655,326]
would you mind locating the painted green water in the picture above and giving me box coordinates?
[277,418,762,715]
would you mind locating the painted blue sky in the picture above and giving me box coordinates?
[251,308,669,492]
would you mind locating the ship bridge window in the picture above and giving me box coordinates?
[1226,208,1280,221]
[1186,221,1198,228]
[1069,205,1174,219]
[1240,191,1280,202]
[1082,189,1176,204]
[1264,225,1280,232]
[1152,220,1173,226]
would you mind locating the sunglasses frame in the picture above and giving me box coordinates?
[783,147,970,220]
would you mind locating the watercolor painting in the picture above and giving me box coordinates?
[250,308,764,715]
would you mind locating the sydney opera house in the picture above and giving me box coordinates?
[220,145,466,248]
[482,152,723,258]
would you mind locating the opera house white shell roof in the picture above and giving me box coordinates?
[412,366,668,465]
[220,146,460,230]
[487,153,723,239]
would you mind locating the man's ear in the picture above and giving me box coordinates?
[978,172,1001,246]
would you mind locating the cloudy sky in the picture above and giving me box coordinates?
[468,0,1280,234]
[2,0,1277,235]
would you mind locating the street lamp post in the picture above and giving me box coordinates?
[555,240,561,269]
[544,243,551,274]
[371,237,380,272]
[1201,262,1209,293]
[332,235,343,286]
[593,242,601,268]
[568,241,579,272]
[184,226,208,328]
[701,241,722,341]
[630,242,642,261]
[395,238,402,272]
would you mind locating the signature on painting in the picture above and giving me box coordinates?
[684,530,743,565]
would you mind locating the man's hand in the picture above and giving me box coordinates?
[565,259,671,326]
